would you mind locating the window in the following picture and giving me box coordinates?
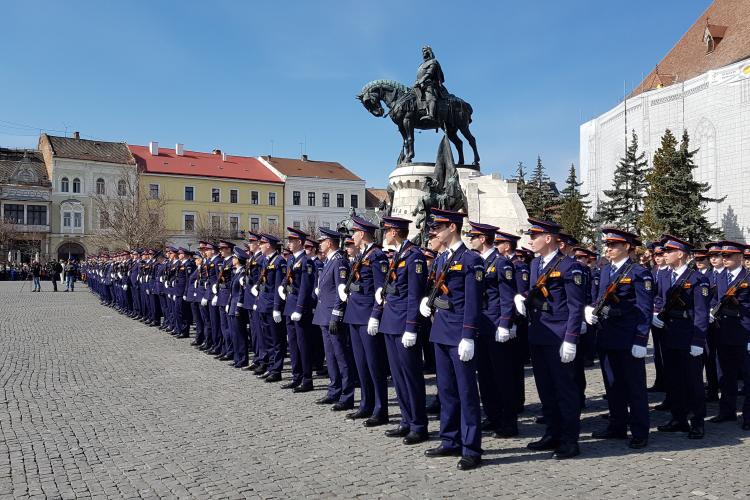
[229,216,239,232]
[267,216,279,230]
[308,192,316,206]
[250,217,260,232]
[27,205,47,225]
[251,190,259,205]
[63,212,71,228]
[149,184,160,199]
[230,189,238,204]
[212,188,220,203]
[95,178,105,195]
[184,186,194,201]
[292,191,301,206]
[321,222,331,229]
[211,215,221,229]
[4,204,24,224]
[337,194,344,208]
[293,220,301,229]
[73,212,82,228]
[117,180,126,196]
[351,194,359,209]
[323,193,330,207]
[268,192,276,206]
[61,177,69,193]
[184,214,195,232]
[72,178,81,193]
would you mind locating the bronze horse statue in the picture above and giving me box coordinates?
[357,80,480,166]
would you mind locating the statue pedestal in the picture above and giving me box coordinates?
[388,163,529,242]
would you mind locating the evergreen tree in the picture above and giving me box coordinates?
[512,161,527,200]
[641,129,678,242]
[558,163,593,242]
[523,156,556,219]
[598,130,649,232]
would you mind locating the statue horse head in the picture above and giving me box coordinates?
[356,80,410,118]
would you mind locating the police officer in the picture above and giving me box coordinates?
[172,248,195,338]
[585,228,653,449]
[229,245,250,368]
[243,233,264,370]
[187,251,206,347]
[515,218,586,459]
[420,210,484,470]
[705,242,725,402]
[653,234,710,439]
[253,234,286,382]
[649,242,669,397]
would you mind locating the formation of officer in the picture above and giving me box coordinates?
[82,213,750,470]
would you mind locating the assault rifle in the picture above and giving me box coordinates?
[592,261,634,317]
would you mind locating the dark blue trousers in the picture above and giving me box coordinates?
[191,302,205,344]
[384,333,427,434]
[717,345,750,420]
[287,314,313,386]
[209,304,222,352]
[350,323,389,419]
[220,307,233,357]
[602,349,649,439]
[200,303,212,348]
[663,347,706,424]
[261,312,285,374]
[232,308,249,367]
[476,334,518,431]
[321,325,355,405]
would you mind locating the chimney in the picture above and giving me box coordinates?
[212,149,222,155]
[149,141,159,156]
[73,131,80,140]
[175,143,184,156]
[222,152,228,162]
[301,154,308,161]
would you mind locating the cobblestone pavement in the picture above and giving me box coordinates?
[0,281,749,499]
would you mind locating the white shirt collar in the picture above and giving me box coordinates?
[293,249,304,259]
[449,240,464,254]
[481,247,495,260]
[611,257,629,271]
[541,249,559,268]
[672,264,688,277]
[727,266,742,281]
[326,248,337,259]
[714,266,724,273]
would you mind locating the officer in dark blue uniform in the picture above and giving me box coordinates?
[585,228,653,449]
[705,242,725,402]
[515,218,586,459]
[312,228,355,410]
[243,233,264,370]
[202,243,220,354]
[172,247,195,338]
[254,234,286,382]
[420,210,484,470]
[341,216,390,426]
[708,241,750,430]
[214,241,235,360]
[228,245,249,368]
[376,216,429,444]
[649,242,669,396]
[187,251,206,347]
[653,234,710,439]
[305,239,326,375]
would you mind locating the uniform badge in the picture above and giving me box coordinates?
[381,262,388,273]
[339,269,347,279]
[398,261,406,268]
[701,286,709,297]
[644,279,652,291]
[306,264,313,274]
[550,271,561,278]
[415,262,423,274]
[475,269,483,282]
[505,269,513,280]
[522,271,529,282]
[573,273,582,285]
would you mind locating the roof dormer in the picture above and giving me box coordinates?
[703,21,727,54]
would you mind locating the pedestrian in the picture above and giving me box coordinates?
[64,259,77,291]
[31,261,42,292]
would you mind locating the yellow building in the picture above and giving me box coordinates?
[130,143,284,246]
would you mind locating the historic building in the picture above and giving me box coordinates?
[258,155,366,233]
[0,148,52,262]
[130,143,284,247]
[38,133,137,261]
[580,0,750,241]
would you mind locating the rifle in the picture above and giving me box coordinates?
[426,255,452,309]
[711,271,750,318]
[382,249,407,298]
[592,261,634,318]
[344,246,376,295]
[527,254,564,307]
[657,269,694,321]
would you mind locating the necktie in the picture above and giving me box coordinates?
[727,272,733,286]
[610,265,618,279]
[537,258,544,276]
[671,271,678,286]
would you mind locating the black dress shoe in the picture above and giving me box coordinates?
[654,401,671,411]
[688,425,705,439]
[424,445,461,457]
[552,443,580,460]
[257,371,271,379]
[480,418,495,431]
[363,416,389,427]
[331,402,354,412]
[628,437,648,449]
[534,415,547,425]
[527,435,560,451]
[176,333,190,339]
[709,414,737,423]
[384,426,409,438]
[457,455,481,470]
[281,381,300,390]
[190,340,200,346]
[240,364,255,371]
[264,372,281,383]
[591,428,628,439]
[293,384,314,393]
[315,396,337,405]
[657,420,690,432]
[253,366,266,375]
[346,409,370,420]
[493,427,519,438]
[403,431,428,445]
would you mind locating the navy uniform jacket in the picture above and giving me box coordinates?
[186,265,201,302]
[590,267,601,304]
[512,257,530,295]
[653,267,710,350]
[526,252,586,346]
[129,261,140,289]
[343,244,388,325]
[708,268,726,309]
[257,252,286,314]
[282,251,315,316]
[581,265,593,305]
[204,255,220,302]
[229,268,245,316]
[173,259,195,297]
[430,243,484,346]
[479,249,516,332]
[714,267,750,346]
[242,252,263,310]
[312,250,349,327]
[594,262,653,349]
[217,256,234,307]
[376,241,427,335]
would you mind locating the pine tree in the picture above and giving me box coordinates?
[598,130,649,232]
[523,156,556,219]
[641,129,678,242]
[512,161,527,200]
[558,163,592,242]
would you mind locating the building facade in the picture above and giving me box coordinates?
[131,143,284,247]
[0,149,52,262]
[580,0,750,241]
[258,155,366,234]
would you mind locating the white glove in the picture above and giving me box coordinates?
[278,285,287,300]
[291,311,302,322]
[559,341,576,363]
[584,305,598,325]
[237,302,243,308]
[172,295,177,302]
[240,276,246,287]
[495,326,511,343]
[375,287,383,305]
[250,285,258,297]
[690,345,704,357]
[367,317,379,336]
[225,305,229,313]
[631,345,647,359]
[514,294,526,317]
[419,297,432,318]
[182,295,187,300]
[211,284,218,294]
[580,321,588,335]
[200,297,208,306]
[709,313,715,324]
[146,290,150,295]
[123,284,128,291]
[159,277,163,283]
[651,313,665,329]
[747,342,750,354]
[253,304,257,311]
[401,331,417,348]
[337,283,348,302]
[314,287,320,297]
[211,296,218,306]
[458,338,475,362]
[273,310,282,323]
[508,324,517,339]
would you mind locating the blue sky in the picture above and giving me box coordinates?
[1,0,711,187]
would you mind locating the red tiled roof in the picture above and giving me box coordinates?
[261,155,362,181]
[365,188,388,208]
[129,146,282,183]
[630,0,750,97]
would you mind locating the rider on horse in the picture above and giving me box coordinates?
[414,46,447,123]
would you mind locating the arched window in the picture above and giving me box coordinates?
[95,178,105,195]
[72,178,81,194]
[61,177,69,192]
[117,179,126,196]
